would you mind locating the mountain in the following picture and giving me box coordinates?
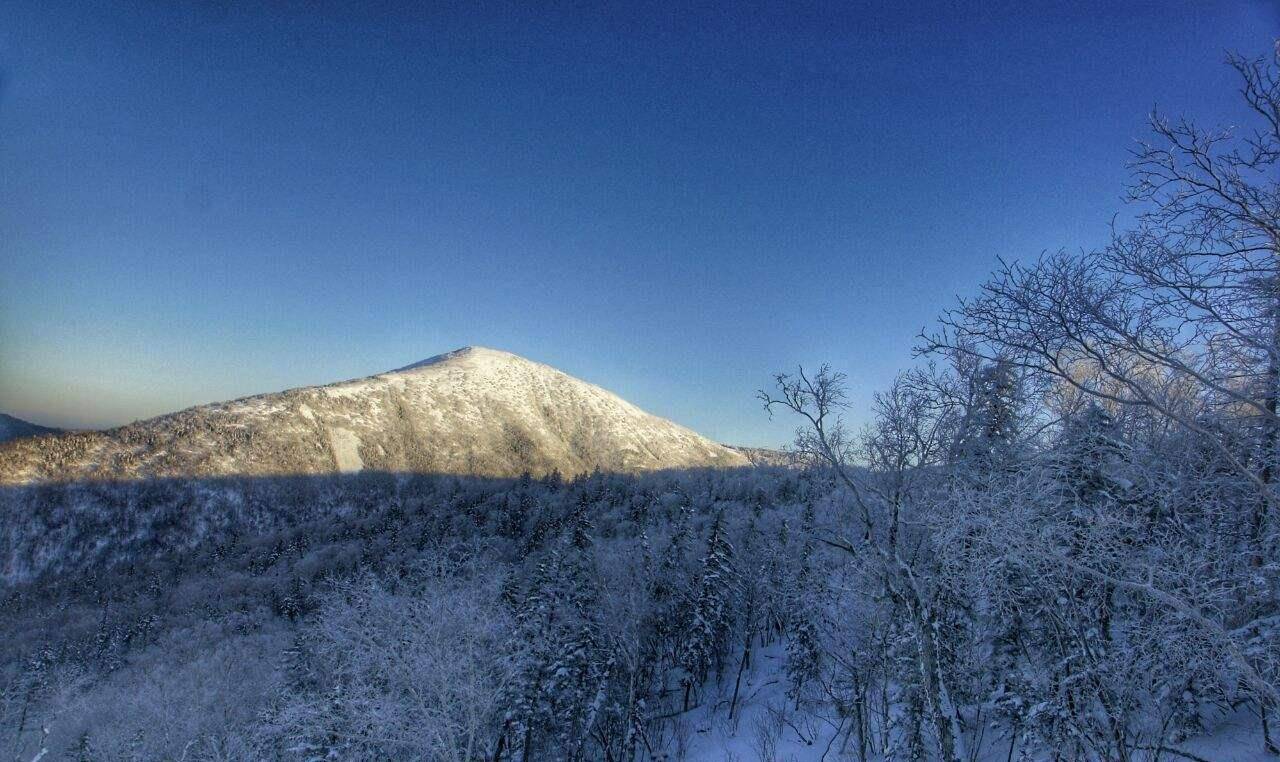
[0,347,747,484]
[0,413,61,444]
[726,445,800,468]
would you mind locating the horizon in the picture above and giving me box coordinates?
[1,1,1274,447]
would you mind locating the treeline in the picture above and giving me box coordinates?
[1,467,828,760]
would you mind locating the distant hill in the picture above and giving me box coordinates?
[726,445,800,468]
[0,413,61,445]
[0,347,747,484]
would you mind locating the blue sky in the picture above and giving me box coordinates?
[0,1,1273,445]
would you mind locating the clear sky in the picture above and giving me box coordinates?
[0,1,1273,446]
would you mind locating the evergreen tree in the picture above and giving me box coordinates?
[786,502,823,705]
[500,556,559,761]
[953,360,1020,476]
[569,493,594,551]
[1052,402,1130,511]
[678,510,736,711]
[650,503,694,664]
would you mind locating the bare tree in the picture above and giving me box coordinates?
[925,46,1280,542]
[265,565,513,761]
[922,44,1280,753]
[760,366,966,762]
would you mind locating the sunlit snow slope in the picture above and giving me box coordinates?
[0,347,747,483]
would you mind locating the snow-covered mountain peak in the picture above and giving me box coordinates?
[0,348,748,483]
[390,345,515,374]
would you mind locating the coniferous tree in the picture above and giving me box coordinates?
[953,360,1021,478]
[786,501,823,706]
[1053,402,1131,511]
[501,556,559,761]
[650,503,694,671]
[678,510,735,711]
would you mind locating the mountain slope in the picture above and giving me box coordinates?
[0,347,747,484]
[0,413,61,444]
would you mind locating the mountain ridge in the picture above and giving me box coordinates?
[0,347,747,484]
[0,413,62,444]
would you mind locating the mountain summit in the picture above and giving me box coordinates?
[0,347,747,484]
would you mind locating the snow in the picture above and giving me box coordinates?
[327,427,363,472]
[678,642,844,762]
[378,346,744,467]
[674,642,1277,762]
[0,345,747,483]
[1175,710,1278,762]
[392,345,486,372]
[320,379,381,400]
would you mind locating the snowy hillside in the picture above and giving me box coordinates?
[0,347,746,484]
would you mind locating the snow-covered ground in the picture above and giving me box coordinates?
[676,642,844,762]
[670,642,1275,762]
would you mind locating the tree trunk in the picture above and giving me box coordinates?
[492,727,507,762]
[1258,279,1280,566]
[729,644,750,720]
[1263,694,1279,756]
[907,597,964,762]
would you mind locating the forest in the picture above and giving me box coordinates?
[2,45,1279,762]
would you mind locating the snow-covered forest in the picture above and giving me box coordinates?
[3,45,1280,762]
